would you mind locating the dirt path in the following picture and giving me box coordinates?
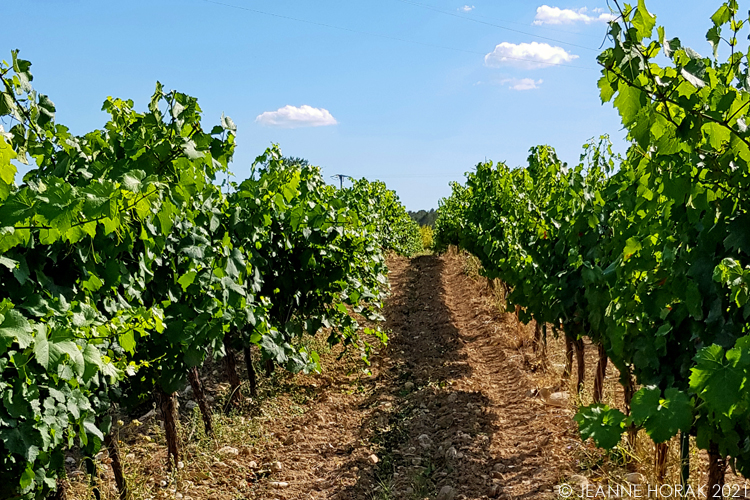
[253,252,577,500]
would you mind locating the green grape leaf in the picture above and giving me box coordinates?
[632,0,656,40]
[575,404,626,449]
[0,310,33,350]
[690,343,750,415]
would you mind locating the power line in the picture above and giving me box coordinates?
[198,0,597,70]
[391,0,600,52]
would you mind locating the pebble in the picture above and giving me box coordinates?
[185,401,198,411]
[418,434,433,449]
[436,485,457,500]
[271,461,283,473]
[368,454,379,464]
[248,461,258,469]
[218,446,239,455]
[404,381,415,391]
[489,484,503,498]
[625,472,646,484]
[270,481,289,489]
[568,474,589,488]
[445,447,457,460]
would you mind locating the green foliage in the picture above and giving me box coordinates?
[419,225,433,250]
[0,51,393,498]
[341,178,422,256]
[434,0,750,481]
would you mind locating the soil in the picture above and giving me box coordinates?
[67,252,603,500]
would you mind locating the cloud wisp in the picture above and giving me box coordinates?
[458,5,475,12]
[484,41,578,69]
[255,105,338,128]
[533,5,614,25]
[501,78,543,90]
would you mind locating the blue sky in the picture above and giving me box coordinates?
[1,0,723,209]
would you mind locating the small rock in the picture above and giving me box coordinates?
[176,494,184,499]
[568,474,589,488]
[160,480,168,488]
[271,461,283,473]
[404,381,415,391]
[65,457,76,466]
[489,484,503,498]
[493,463,505,472]
[185,401,198,411]
[248,461,258,469]
[436,485,457,500]
[418,434,433,449]
[539,388,569,407]
[177,461,184,469]
[368,454,379,464]
[270,481,289,488]
[445,447,457,460]
[218,446,239,456]
[625,472,646,485]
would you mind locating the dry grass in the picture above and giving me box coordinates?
[66,331,379,500]
[456,252,750,497]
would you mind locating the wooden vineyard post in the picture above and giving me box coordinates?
[592,343,608,403]
[187,366,213,435]
[156,386,181,469]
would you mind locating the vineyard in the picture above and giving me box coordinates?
[3,0,750,499]
[0,49,422,499]
[434,0,750,496]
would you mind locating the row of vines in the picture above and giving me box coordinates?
[434,0,750,495]
[0,51,422,499]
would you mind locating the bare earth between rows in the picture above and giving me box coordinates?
[244,252,577,500]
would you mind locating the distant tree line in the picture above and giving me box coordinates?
[408,208,437,227]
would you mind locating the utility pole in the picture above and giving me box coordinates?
[331,174,352,189]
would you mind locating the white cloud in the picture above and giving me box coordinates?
[459,5,475,12]
[501,78,543,90]
[255,105,338,128]
[484,41,578,69]
[533,5,614,25]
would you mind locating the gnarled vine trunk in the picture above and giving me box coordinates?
[223,336,243,407]
[49,479,67,500]
[187,366,213,435]
[244,345,258,397]
[563,335,574,380]
[104,433,128,500]
[617,364,637,451]
[707,442,726,499]
[574,338,585,393]
[156,386,180,469]
[592,343,608,403]
[655,442,668,484]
